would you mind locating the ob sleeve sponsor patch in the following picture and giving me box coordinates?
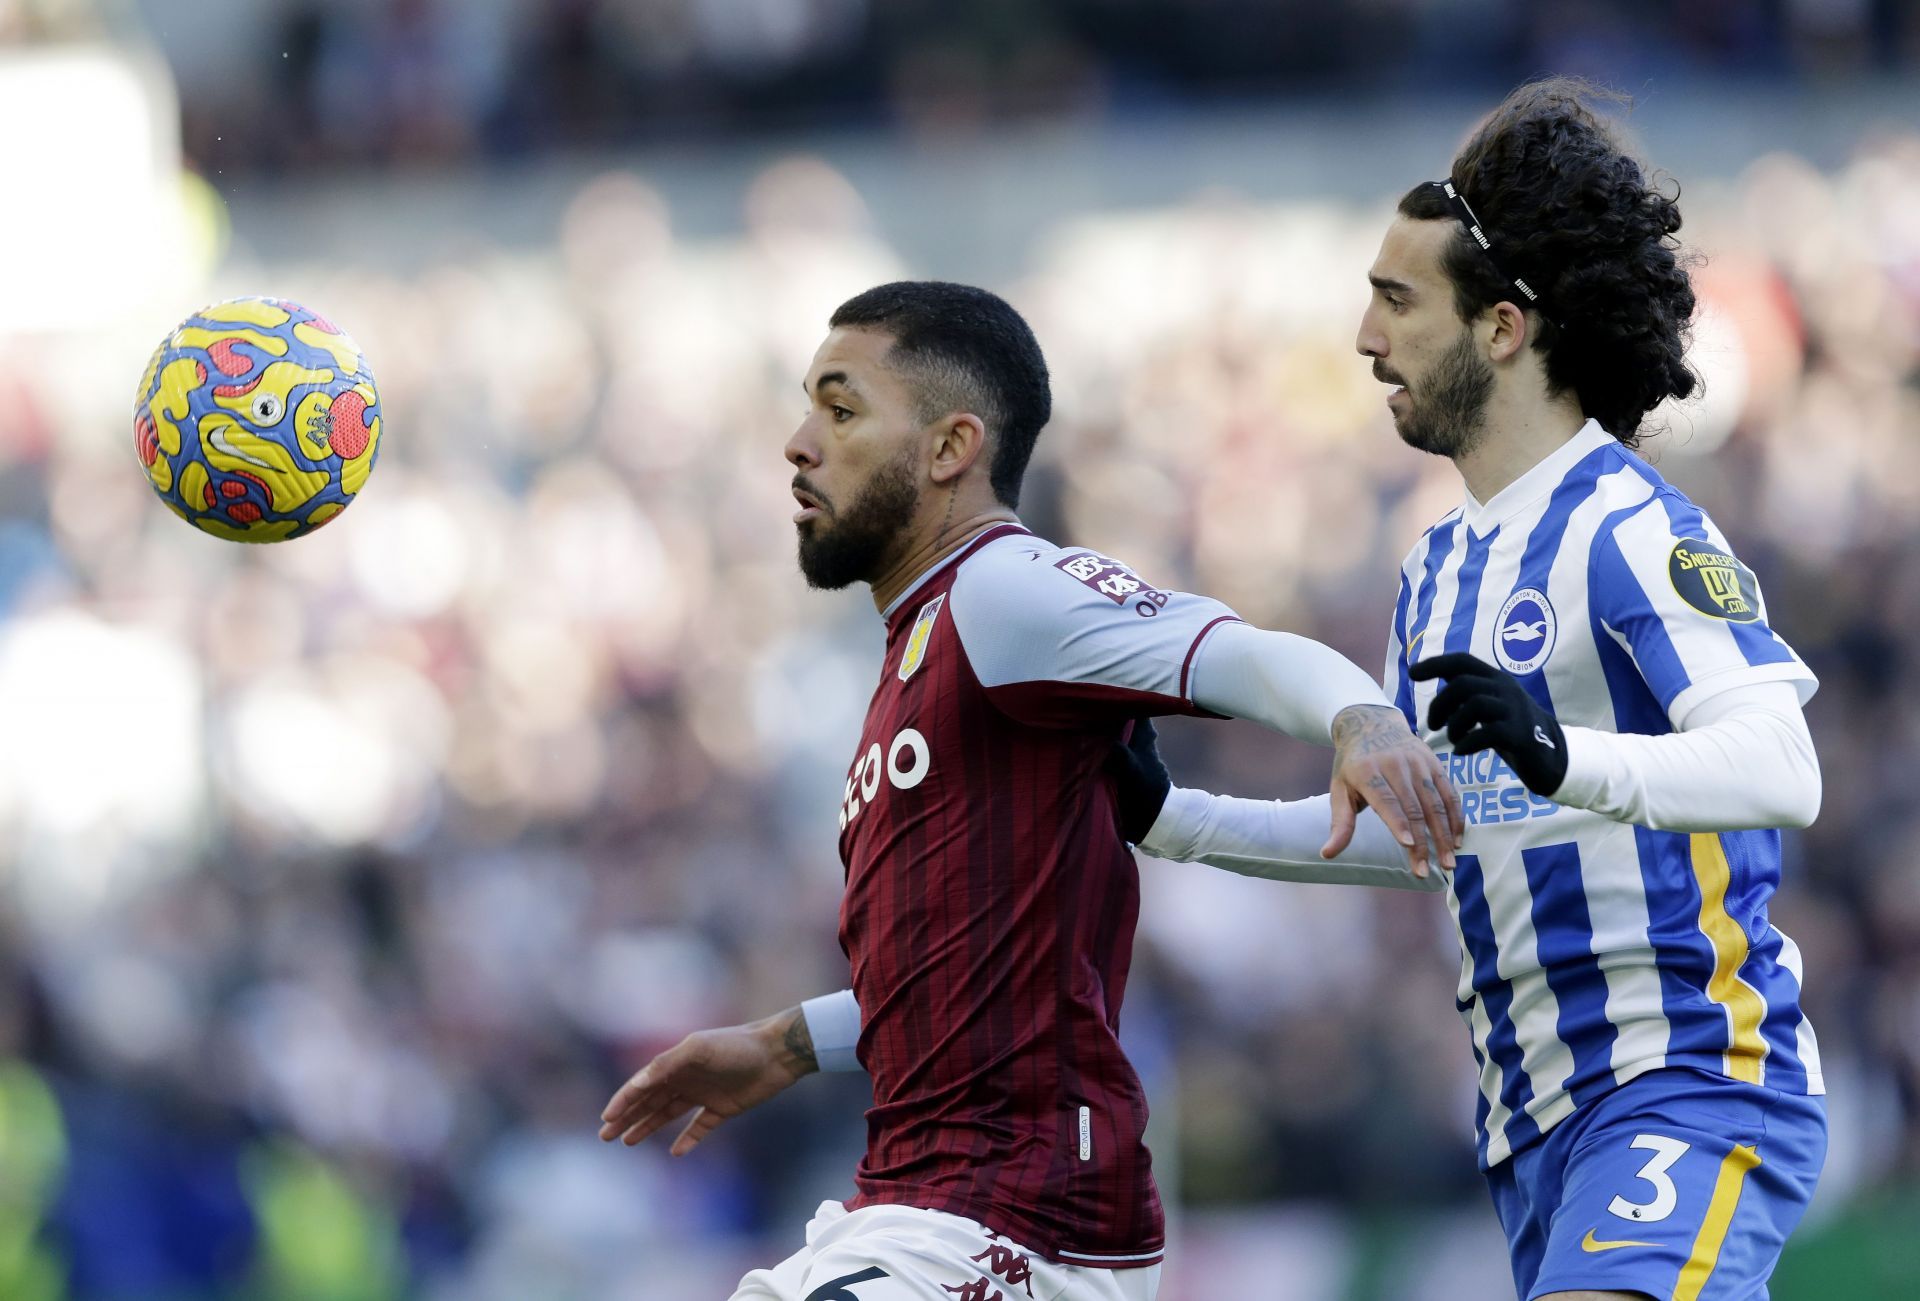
[951,538,1240,727]
[1053,550,1172,618]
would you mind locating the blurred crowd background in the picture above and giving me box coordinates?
[14,0,1920,170]
[2,1,1919,1298]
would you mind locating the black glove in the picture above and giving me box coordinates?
[1409,652,1568,796]
[1105,718,1171,844]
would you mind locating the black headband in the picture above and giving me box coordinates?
[1431,180,1560,329]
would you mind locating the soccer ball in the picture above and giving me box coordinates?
[133,297,382,542]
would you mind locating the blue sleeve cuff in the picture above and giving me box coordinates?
[800,989,863,1073]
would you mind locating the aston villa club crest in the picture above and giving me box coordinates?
[898,593,945,681]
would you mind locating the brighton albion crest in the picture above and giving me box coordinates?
[1493,587,1557,675]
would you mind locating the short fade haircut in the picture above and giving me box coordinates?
[1398,77,1700,446]
[829,281,1052,508]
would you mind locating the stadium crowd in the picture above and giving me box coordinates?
[2,0,1914,173]
[2,105,1918,1301]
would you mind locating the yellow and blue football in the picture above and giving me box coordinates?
[133,297,382,542]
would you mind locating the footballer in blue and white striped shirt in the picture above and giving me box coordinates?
[1136,79,1826,1301]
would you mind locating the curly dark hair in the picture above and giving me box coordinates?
[830,281,1052,509]
[1397,77,1699,445]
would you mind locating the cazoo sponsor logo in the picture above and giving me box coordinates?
[840,727,931,830]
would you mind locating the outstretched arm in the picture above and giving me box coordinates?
[599,1004,821,1154]
[1108,718,1445,891]
[1142,789,1442,891]
[1188,622,1462,875]
[947,542,1460,872]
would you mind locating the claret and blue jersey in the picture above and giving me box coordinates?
[835,522,1243,1270]
[1386,421,1823,1170]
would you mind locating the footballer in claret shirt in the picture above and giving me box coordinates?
[600,280,1457,1301]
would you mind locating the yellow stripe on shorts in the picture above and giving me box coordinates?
[1674,1142,1762,1301]
[1690,833,1768,1083]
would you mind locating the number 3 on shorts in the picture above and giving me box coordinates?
[1607,1134,1693,1223]
[805,1266,890,1301]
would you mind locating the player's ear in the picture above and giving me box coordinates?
[1486,301,1529,363]
[928,412,988,486]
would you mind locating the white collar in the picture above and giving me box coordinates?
[1460,420,1614,535]
[879,523,1026,621]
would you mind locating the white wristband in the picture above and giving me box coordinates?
[800,989,863,1073]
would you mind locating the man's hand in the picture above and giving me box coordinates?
[1105,718,1171,844]
[1410,652,1568,796]
[1325,703,1463,876]
[598,1006,819,1156]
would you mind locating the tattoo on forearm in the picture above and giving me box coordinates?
[782,1010,819,1074]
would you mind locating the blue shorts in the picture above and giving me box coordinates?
[1484,1067,1825,1300]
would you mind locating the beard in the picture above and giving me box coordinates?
[795,448,921,590]
[1390,328,1495,459]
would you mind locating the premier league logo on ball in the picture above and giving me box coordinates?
[1494,587,1556,675]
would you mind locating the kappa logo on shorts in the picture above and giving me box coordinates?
[942,1281,992,1301]
[1055,551,1170,618]
[969,1240,1035,1297]
[1668,539,1762,623]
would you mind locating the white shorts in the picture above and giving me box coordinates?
[729,1200,1161,1301]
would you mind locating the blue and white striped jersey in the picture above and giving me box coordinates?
[1389,422,1823,1168]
